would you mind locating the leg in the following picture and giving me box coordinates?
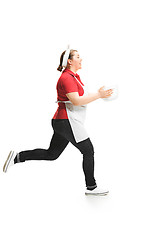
[52,119,97,189]
[15,131,69,163]
[76,138,97,189]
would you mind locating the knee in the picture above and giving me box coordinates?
[80,140,94,156]
[47,150,60,161]
[86,144,94,156]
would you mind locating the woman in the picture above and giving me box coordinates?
[3,46,113,196]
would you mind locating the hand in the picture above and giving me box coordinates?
[98,86,113,98]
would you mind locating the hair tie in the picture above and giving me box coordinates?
[62,45,70,68]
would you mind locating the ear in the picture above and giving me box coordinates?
[67,59,72,65]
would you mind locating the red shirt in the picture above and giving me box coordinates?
[53,69,84,119]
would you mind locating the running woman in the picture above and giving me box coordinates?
[3,46,113,196]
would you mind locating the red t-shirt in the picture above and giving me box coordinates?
[53,69,84,119]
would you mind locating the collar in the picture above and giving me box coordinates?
[63,68,80,78]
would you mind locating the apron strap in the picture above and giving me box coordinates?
[55,100,72,103]
[74,76,84,89]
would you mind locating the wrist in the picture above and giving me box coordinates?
[96,91,101,99]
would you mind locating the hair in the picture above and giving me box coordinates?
[57,49,78,72]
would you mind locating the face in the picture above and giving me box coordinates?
[68,51,82,71]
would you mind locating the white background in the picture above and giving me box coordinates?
[0,0,160,239]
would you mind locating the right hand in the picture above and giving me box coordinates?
[98,86,113,98]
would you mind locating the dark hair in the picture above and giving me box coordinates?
[57,49,77,72]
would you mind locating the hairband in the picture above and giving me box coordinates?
[62,45,70,68]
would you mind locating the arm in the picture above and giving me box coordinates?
[66,87,113,106]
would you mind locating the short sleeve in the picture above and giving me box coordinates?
[61,75,78,94]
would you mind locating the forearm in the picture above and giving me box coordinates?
[74,92,100,106]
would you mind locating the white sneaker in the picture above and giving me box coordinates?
[85,187,109,196]
[3,151,17,173]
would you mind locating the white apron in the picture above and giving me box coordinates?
[57,76,89,143]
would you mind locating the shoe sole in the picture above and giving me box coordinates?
[85,191,109,196]
[3,151,14,173]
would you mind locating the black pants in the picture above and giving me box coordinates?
[16,119,97,189]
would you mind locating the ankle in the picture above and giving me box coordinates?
[87,185,97,191]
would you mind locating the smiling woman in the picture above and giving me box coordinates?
[3,46,113,196]
[57,49,79,72]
